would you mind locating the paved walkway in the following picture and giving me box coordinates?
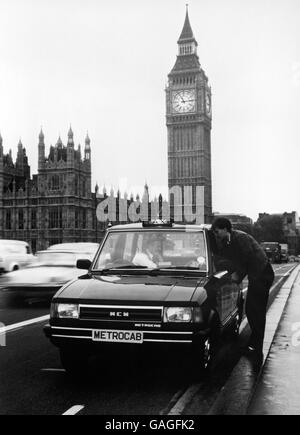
[248,267,300,415]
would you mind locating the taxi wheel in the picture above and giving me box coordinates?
[230,313,241,339]
[202,336,214,370]
[192,315,221,378]
[202,328,220,370]
[191,336,217,380]
[60,348,89,377]
[230,296,244,339]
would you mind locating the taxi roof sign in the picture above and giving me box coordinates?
[142,219,173,228]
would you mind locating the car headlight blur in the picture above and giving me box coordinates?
[164,307,193,323]
[50,303,79,319]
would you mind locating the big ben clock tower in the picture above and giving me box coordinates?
[166,7,212,223]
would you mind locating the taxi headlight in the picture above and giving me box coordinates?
[51,303,79,319]
[164,307,193,323]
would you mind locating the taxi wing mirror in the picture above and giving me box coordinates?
[76,259,92,270]
[204,270,229,291]
[214,271,229,280]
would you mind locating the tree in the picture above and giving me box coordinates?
[233,223,255,236]
[254,215,286,243]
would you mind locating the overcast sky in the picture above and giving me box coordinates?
[0,0,300,221]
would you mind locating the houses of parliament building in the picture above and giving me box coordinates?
[0,128,97,252]
[0,9,213,251]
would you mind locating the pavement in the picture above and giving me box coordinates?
[248,264,300,415]
[205,263,300,415]
[176,263,299,416]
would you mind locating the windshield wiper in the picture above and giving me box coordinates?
[147,266,205,275]
[93,265,148,274]
[92,265,205,275]
[154,266,203,270]
[114,265,148,269]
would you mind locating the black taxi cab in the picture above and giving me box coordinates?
[44,221,244,376]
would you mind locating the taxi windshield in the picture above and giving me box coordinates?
[93,230,208,272]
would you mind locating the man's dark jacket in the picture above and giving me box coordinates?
[211,229,269,281]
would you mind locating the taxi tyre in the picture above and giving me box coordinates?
[60,348,89,377]
[191,312,221,378]
[229,312,242,340]
[228,294,244,340]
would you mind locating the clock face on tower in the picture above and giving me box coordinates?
[172,90,196,113]
[205,93,211,115]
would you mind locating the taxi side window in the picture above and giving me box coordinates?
[211,254,217,274]
[212,254,235,273]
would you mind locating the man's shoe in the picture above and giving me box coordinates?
[243,347,264,371]
[252,351,264,373]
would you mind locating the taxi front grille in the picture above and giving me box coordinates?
[79,305,163,323]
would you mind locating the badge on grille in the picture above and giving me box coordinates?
[109,311,129,318]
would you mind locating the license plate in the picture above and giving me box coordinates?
[92,329,143,344]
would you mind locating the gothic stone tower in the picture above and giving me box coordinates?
[0,129,94,250]
[0,134,3,230]
[37,127,94,248]
[166,8,212,223]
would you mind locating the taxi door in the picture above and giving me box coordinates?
[215,274,240,325]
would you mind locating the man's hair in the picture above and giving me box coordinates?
[211,217,232,233]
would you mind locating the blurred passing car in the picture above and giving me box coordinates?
[261,242,281,264]
[0,248,96,304]
[0,240,36,273]
[44,222,244,377]
[279,244,289,263]
[48,242,99,254]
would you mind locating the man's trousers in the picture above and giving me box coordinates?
[246,262,275,353]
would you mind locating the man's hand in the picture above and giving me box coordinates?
[231,272,241,284]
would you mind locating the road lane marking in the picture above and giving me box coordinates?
[41,368,66,373]
[160,388,186,415]
[62,405,85,415]
[0,315,49,334]
[168,384,202,415]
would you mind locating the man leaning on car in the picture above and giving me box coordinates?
[209,217,275,368]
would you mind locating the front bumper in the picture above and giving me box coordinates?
[44,324,209,348]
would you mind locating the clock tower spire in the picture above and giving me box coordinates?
[166,7,212,224]
[177,5,198,54]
